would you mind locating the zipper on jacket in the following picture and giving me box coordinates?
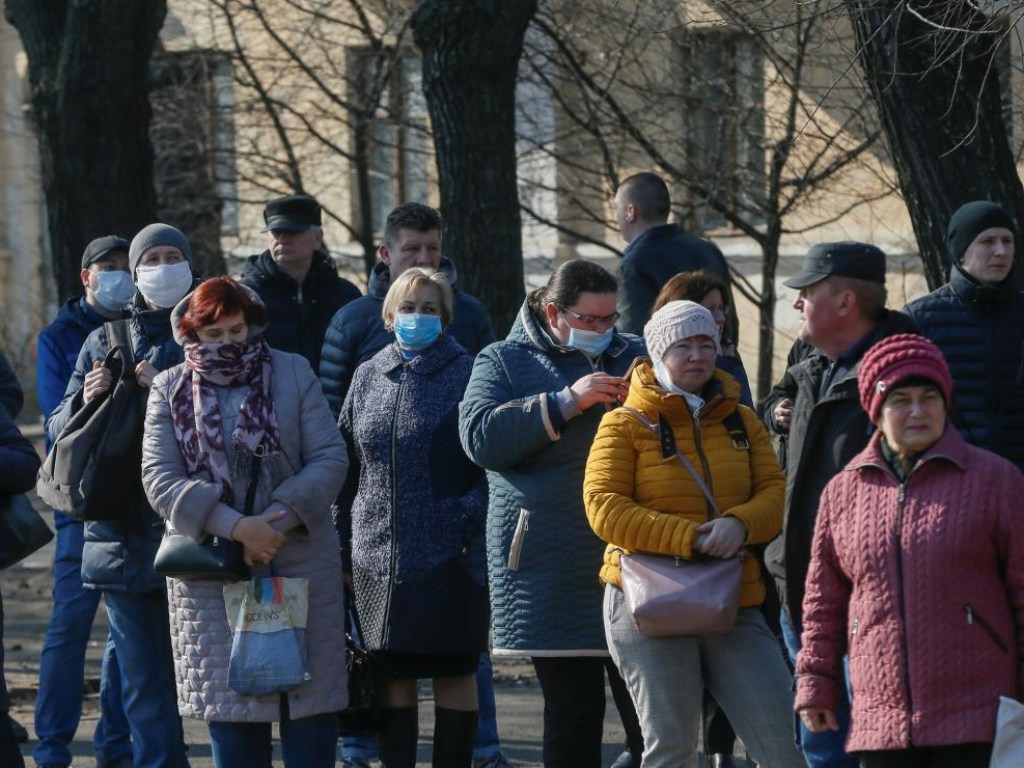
[893,481,915,743]
[966,604,1010,653]
[507,508,531,571]
[381,367,408,645]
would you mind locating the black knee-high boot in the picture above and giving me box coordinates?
[432,707,478,768]
[379,706,419,768]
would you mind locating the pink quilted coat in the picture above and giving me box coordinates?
[796,424,1024,752]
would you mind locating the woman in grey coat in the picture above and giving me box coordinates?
[142,277,348,768]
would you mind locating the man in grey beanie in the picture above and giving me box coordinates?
[903,201,1024,470]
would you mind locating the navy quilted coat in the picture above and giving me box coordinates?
[459,302,645,655]
[903,263,1024,471]
[336,334,489,655]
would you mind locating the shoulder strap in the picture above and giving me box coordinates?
[722,410,750,451]
[620,406,721,516]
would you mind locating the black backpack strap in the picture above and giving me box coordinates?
[723,409,750,451]
[104,320,135,381]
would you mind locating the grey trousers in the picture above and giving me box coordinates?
[604,585,805,768]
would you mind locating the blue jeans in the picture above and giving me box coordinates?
[209,709,339,768]
[342,651,500,760]
[606,586,805,768]
[104,590,190,768]
[34,520,131,767]
[780,609,858,768]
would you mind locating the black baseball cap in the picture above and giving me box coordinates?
[783,241,886,289]
[261,194,322,233]
[81,236,130,269]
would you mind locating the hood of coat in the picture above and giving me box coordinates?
[367,255,462,300]
[505,298,639,362]
[624,357,741,427]
[169,281,269,346]
[368,333,467,377]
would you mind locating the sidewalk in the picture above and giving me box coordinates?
[4,519,631,767]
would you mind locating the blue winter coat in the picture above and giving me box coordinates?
[240,249,361,373]
[459,301,646,655]
[48,290,189,593]
[903,264,1024,471]
[319,257,494,418]
[336,334,488,655]
[0,407,40,494]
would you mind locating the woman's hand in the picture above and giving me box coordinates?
[231,509,287,564]
[83,361,113,403]
[693,517,747,559]
[570,373,629,410]
[799,708,839,733]
[135,361,159,389]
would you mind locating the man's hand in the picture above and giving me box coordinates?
[570,373,629,410]
[135,361,159,389]
[773,397,794,431]
[83,361,113,403]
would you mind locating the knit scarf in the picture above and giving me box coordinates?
[170,336,282,505]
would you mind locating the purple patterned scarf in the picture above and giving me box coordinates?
[170,336,282,505]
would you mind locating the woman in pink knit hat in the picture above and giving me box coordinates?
[796,333,1024,767]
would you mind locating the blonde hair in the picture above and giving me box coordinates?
[382,267,455,331]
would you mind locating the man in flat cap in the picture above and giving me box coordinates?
[762,242,917,768]
[34,235,133,768]
[903,201,1024,471]
[240,194,361,371]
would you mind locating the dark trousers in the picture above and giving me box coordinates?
[859,742,992,768]
[532,657,605,768]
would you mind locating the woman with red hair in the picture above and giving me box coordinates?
[142,276,349,768]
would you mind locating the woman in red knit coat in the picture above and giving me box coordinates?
[796,334,1024,768]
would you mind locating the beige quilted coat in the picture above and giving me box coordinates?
[142,349,348,722]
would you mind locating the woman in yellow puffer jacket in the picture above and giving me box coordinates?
[584,300,804,768]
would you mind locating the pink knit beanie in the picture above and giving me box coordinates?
[858,334,953,422]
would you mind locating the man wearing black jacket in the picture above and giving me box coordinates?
[240,194,361,371]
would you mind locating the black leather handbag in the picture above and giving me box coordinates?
[153,450,262,581]
[0,494,55,570]
[338,594,379,736]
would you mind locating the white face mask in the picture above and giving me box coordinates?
[135,261,192,308]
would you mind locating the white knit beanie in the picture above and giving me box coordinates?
[644,300,721,362]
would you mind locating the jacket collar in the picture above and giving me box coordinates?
[845,421,968,475]
[371,333,464,376]
[254,249,336,287]
[623,223,680,259]
[949,261,1018,307]
[625,358,740,425]
[368,255,461,300]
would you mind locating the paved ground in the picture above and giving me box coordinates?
[3,513,634,767]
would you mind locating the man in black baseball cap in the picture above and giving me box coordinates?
[763,239,917,768]
[240,193,360,370]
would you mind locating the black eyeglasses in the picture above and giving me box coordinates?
[559,306,621,327]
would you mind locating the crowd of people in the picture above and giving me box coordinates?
[0,170,1020,768]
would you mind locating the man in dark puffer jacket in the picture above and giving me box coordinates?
[240,194,361,372]
[903,200,1024,471]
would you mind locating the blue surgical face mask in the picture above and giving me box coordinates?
[393,313,442,350]
[567,326,613,358]
[92,270,135,311]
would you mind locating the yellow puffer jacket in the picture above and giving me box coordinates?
[584,360,784,607]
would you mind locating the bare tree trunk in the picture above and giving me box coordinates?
[6,1,166,298]
[412,0,537,336]
[844,0,1024,288]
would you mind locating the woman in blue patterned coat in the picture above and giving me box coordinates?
[336,267,488,768]
[459,259,647,768]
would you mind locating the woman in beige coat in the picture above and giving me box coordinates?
[142,276,348,768]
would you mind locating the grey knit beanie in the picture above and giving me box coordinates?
[644,300,721,362]
[129,223,193,275]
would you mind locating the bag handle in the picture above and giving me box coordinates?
[104,320,136,381]
[620,406,721,516]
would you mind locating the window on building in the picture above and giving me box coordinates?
[678,30,765,229]
[348,48,432,236]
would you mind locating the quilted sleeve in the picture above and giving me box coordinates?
[584,409,699,557]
